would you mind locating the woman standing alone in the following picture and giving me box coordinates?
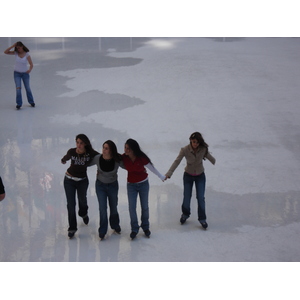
[165,132,216,229]
[61,134,99,238]
[4,41,35,109]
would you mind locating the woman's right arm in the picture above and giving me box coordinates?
[165,147,185,178]
[61,150,71,164]
[4,43,16,55]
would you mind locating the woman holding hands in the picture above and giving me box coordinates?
[122,139,166,240]
[165,132,216,229]
[61,134,99,238]
[89,140,122,240]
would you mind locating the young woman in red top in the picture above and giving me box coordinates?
[122,139,165,240]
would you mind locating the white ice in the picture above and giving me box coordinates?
[1,37,300,263]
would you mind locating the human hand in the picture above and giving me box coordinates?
[163,176,169,182]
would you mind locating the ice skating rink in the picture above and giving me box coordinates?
[0,37,300,299]
[1,37,300,262]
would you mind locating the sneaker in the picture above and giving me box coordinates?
[68,230,76,238]
[144,229,151,238]
[180,214,189,224]
[130,232,137,240]
[30,103,35,107]
[83,215,89,225]
[114,226,121,234]
[200,221,208,229]
[16,105,21,109]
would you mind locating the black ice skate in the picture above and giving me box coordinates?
[114,226,121,234]
[200,221,208,230]
[180,214,189,224]
[144,229,151,238]
[68,230,76,238]
[82,215,89,225]
[130,232,137,240]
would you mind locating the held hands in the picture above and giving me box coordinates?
[162,175,170,182]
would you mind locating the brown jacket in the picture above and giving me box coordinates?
[166,144,216,178]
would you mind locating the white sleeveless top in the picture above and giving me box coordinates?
[14,52,30,73]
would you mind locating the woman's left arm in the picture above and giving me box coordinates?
[26,55,33,73]
[119,160,126,170]
[88,154,100,167]
[145,163,166,181]
[205,151,216,165]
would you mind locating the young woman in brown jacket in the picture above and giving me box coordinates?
[165,132,216,229]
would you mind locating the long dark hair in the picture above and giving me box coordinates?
[76,134,95,153]
[189,132,209,149]
[103,140,121,163]
[125,138,152,164]
[14,41,29,53]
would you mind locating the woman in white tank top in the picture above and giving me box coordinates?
[4,41,35,109]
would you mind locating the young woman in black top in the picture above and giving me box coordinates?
[61,134,99,238]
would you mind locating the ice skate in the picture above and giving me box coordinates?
[114,226,121,234]
[180,214,189,224]
[200,221,208,230]
[130,232,137,240]
[68,230,76,239]
[144,229,151,238]
[82,215,89,225]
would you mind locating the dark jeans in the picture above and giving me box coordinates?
[182,172,206,222]
[64,176,89,231]
[127,179,150,233]
[95,179,120,236]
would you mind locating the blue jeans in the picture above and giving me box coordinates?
[14,71,34,106]
[182,172,206,222]
[127,179,150,233]
[64,176,89,231]
[95,179,120,236]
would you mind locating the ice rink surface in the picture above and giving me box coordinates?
[0,37,300,265]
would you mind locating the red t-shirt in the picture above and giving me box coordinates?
[122,154,150,183]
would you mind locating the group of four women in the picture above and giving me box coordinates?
[61,132,216,240]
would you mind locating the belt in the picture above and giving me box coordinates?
[65,174,86,182]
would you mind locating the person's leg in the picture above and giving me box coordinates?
[195,173,207,226]
[77,178,89,224]
[139,180,150,232]
[22,73,34,105]
[95,180,108,238]
[107,180,120,232]
[181,172,194,222]
[127,183,139,234]
[13,71,22,107]
[64,177,77,233]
